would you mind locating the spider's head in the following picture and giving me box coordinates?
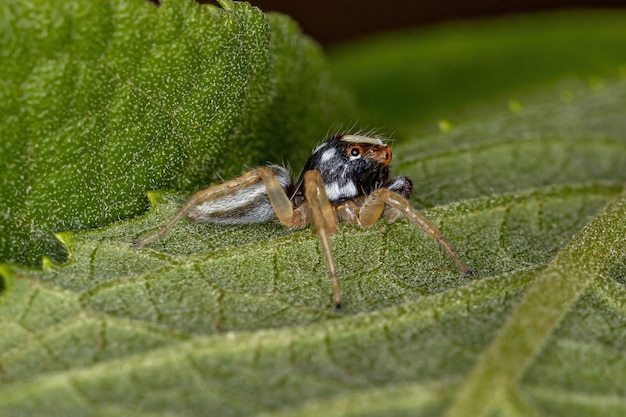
[296,133,392,204]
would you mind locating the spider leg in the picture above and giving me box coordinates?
[134,166,294,247]
[336,199,364,225]
[303,170,342,310]
[358,188,473,276]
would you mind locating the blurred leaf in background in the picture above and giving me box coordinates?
[330,10,626,136]
[1,2,626,417]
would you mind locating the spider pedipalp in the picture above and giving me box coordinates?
[135,133,472,310]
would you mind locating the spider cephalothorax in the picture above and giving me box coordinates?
[135,133,472,310]
[295,134,394,204]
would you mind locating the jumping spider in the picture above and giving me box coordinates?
[135,133,472,310]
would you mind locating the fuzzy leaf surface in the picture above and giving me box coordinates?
[0,0,352,266]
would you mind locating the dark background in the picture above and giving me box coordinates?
[199,0,626,46]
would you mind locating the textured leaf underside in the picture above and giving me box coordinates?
[1,77,625,416]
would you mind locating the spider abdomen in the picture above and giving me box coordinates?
[188,165,294,224]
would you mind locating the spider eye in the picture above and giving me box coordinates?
[350,147,360,156]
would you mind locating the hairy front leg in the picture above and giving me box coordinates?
[303,170,342,310]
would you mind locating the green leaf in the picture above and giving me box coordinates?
[0,0,353,266]
[2,76,626,417]
[2,8,626,417]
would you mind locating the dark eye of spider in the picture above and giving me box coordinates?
[350,147,360,156]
